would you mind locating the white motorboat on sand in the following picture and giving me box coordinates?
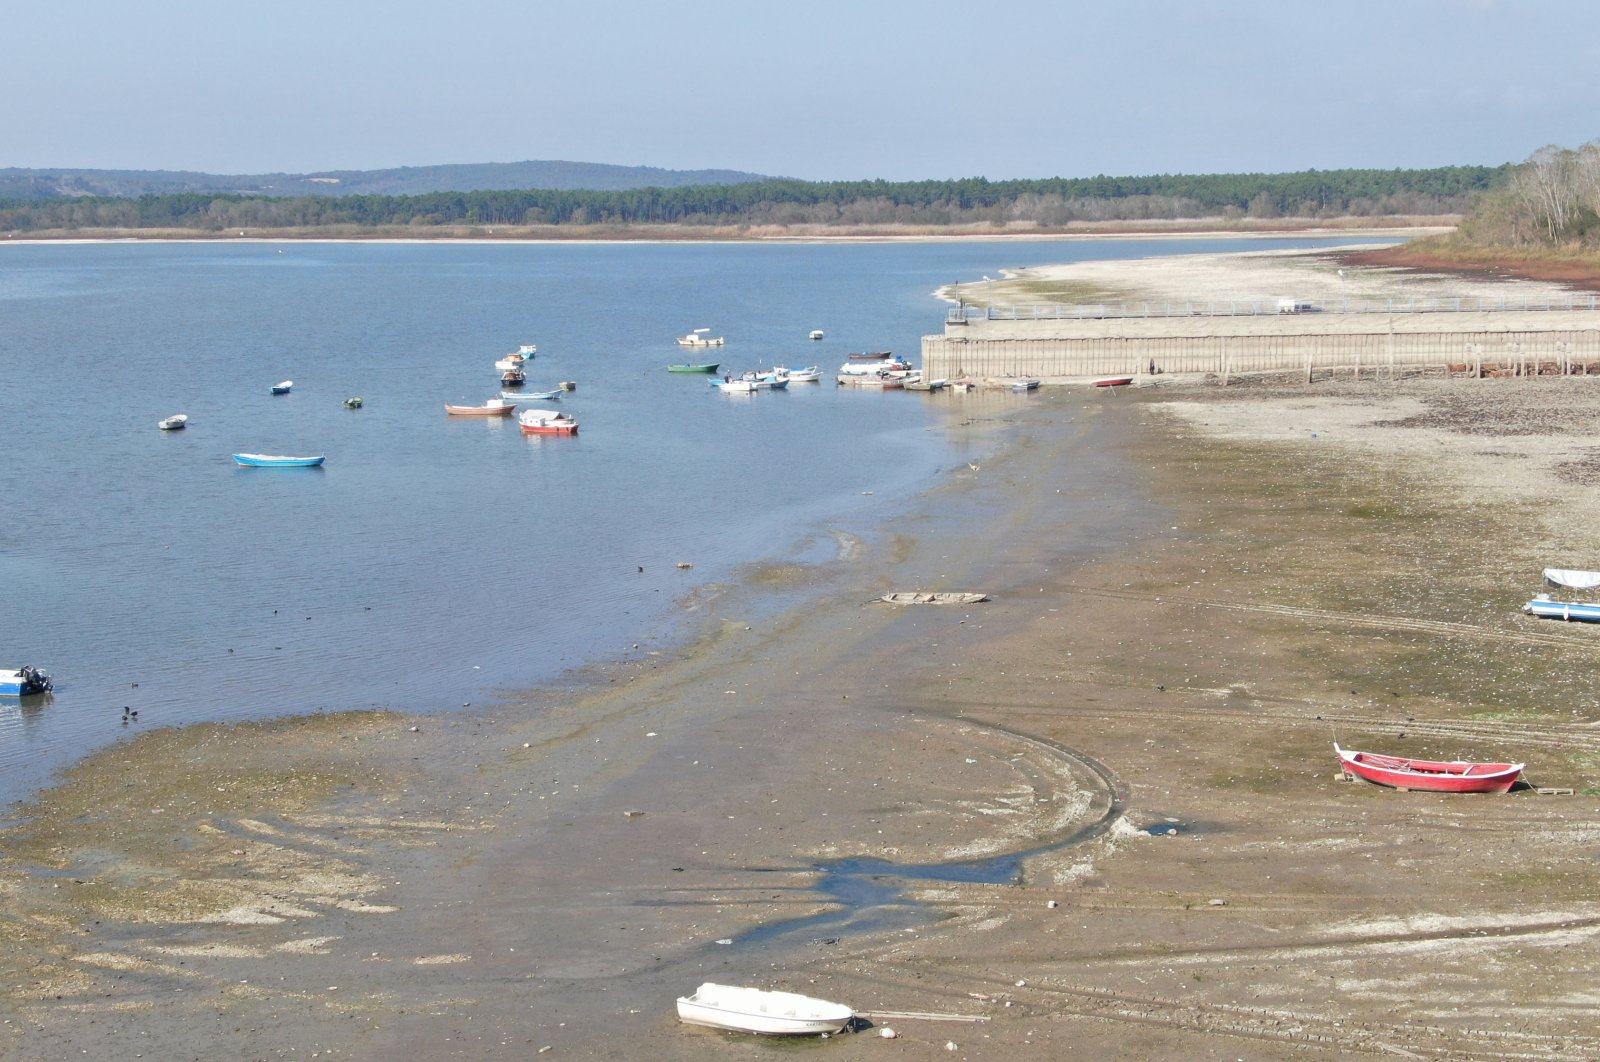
[676,983,854,1036]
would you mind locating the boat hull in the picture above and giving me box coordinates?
[445,403,516,416]
[1,667,52,697]
[882,592,989,605]
[1093,376,1134,387]
[1523,597,1600,622]
[676,984,853,1036]
[668,363,720,373]
[1336,744,1522,793]
[232,453,325,467]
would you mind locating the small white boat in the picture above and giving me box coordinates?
[881,591,989,605]
[808,329,824,340]
[270,380,293,395]
[1544,568,1600,590]
[716,379,759,393]
[777,366,822,382]
[157,414,188,431]
[501,389,562,402]
[676,983,854,1036]
[677,327,725,347]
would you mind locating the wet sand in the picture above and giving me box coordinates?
[7,248,1600,1060]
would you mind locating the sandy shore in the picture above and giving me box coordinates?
[6,246,1600,1060]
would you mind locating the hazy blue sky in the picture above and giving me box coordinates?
[7,0,1596,180]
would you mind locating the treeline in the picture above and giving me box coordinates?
[1455,142,1600,247]
[0,166,1506,233]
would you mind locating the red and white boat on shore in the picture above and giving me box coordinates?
[1335,743,1523,793]
[1092,375,1135,387]
[519,409,578,435]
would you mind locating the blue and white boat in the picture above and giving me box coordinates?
[232,453,326,468]
[1523,595,1600,623]
[1,666,52,697]
[270,380,293,395]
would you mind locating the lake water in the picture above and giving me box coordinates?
[0,234,1380,808]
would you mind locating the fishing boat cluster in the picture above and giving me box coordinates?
[450,343,579,435]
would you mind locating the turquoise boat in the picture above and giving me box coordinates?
[668,362,720,374]
[232,453,325,467]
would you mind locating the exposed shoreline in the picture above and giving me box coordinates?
[6,245,1600,1059]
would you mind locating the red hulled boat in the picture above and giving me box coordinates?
[1335,744,1522,793]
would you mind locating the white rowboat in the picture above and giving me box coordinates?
[675,983,854,1036]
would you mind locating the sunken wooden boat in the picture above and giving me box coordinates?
[1335,743,1522,793]
[881,591,989,605]
[675,983,853,1036]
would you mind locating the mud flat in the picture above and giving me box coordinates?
[6,248,1600,1059]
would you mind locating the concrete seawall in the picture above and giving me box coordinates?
[922,308,1600,382]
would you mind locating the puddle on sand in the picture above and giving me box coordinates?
[738,803,1126,949]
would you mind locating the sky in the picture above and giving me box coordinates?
[6,0,1598,181]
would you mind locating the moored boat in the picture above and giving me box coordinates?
[1523,595,1600,622]
[1092,375,1135,388]
[776,366,822,382]
[270,380,293,395]
[677,328,725,347]
[1,666,52,697]
[1335,743,1522,793]
[1010,377,1041,392]
[837,371,906,389]
[847,350,892,360]
[518,409,579,435]
[157,414,189,431]
[501,368,527,387]
[501,389,562,402]
[675,983,854,1036]
[232,453,326,467]
[343,396,364,409]
[495,353,528,372]
[715,379,759,393]
[667,362,720,373]
[808,329,824,340]
[445,399,517,416]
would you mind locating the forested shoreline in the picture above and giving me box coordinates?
[0,166,1502,235]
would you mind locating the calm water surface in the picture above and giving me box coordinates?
[0,235,1378,807]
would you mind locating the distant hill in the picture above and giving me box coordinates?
[0,161,779,200]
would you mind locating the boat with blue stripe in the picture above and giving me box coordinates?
[1,666,52,697]
[1523,595,1600,623]
[232,453,326,468]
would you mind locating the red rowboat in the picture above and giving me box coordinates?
[1335,743,1522,793]
[1092,375,1135,387]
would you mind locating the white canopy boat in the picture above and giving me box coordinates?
[1543,568,1600,590]
[157,414,189,430]
[676,983,854,1036]
[677,327,725,347]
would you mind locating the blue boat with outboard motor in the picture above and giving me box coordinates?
[1,666,52,697]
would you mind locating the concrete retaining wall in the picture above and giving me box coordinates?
[921,310,1600,381]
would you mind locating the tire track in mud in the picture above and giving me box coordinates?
[842,962,1600,1060]
[1064,583,1600,652]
